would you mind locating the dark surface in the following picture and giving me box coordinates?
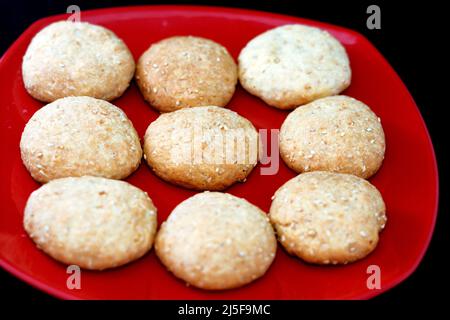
[0,0,447,304]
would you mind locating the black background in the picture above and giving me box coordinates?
[0,0,448,306]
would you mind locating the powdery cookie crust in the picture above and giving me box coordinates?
[279,95,385,179]
[269,171,386,265]
[136,36,238,112]
[155,192,277,290]
[24,176,158,270]
[238,24,351,109]
[143,106,258,190]
[20,96,142,183]
[22,21,135,102]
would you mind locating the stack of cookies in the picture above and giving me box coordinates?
[19,20,387,290]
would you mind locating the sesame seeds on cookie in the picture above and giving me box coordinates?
[24,176,158,270]
[279,95,385,179]
[155,192,277,290]
[269,171,386,265]
[22,21,135,102]
[143,106,258,190]
[136,36,238,112]
[238,24,351,109]
[20,96,142,183]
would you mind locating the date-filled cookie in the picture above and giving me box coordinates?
[22,21,135,102]
[238,24,351,109]
[269,171,387,265]
[279,95,385,179]
[136,36,238,112]
[24,176,158,270]
[20,96,142,183]
[143,106,258,190]
[155,192,277,290]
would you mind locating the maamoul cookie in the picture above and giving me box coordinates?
[24,176,158,270]
[279,95,385,179]
[143,106,258,190]
[269,171,387,265]
[136,36,238,112]
[22,21,135,102]
[238,24,351,109]
[20,96,142,183]
[155,192,277,290]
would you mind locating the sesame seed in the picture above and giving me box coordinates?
[370,139,375,144]
[360,230,367,237]
[175,101,181,106]
[153,88,158,93]
[152,63,158,68]
[366,127,373,132]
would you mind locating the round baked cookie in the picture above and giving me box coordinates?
[24,176,158,270]
[155,192,277,290]
[279,95,385,179]
[143,106,258,190]
[136,36,238,112]
[22,21,135,102]
[20,96,142,183]
[269,171,386,265]
[238,24,351,109]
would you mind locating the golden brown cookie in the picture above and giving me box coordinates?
[24,176,158,270]
[279,95,385,179]
[143,106,258,190]
[22,21,135,102]
[269,171,386,265]
[238,24,351,109]
[20,96,142,183]
[136,36,237,112]
[155,192,277,290]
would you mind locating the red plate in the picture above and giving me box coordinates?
[0,5,438,300]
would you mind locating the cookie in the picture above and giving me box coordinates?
[23,176,158,270]
[136,36,237,112]
[22,21,135,102]
[279,95,385,179]
[155,192,277,290]
[20,96,142,183]
[238,24,351,109]
[143,106,258,190]
[269,171,386,265]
